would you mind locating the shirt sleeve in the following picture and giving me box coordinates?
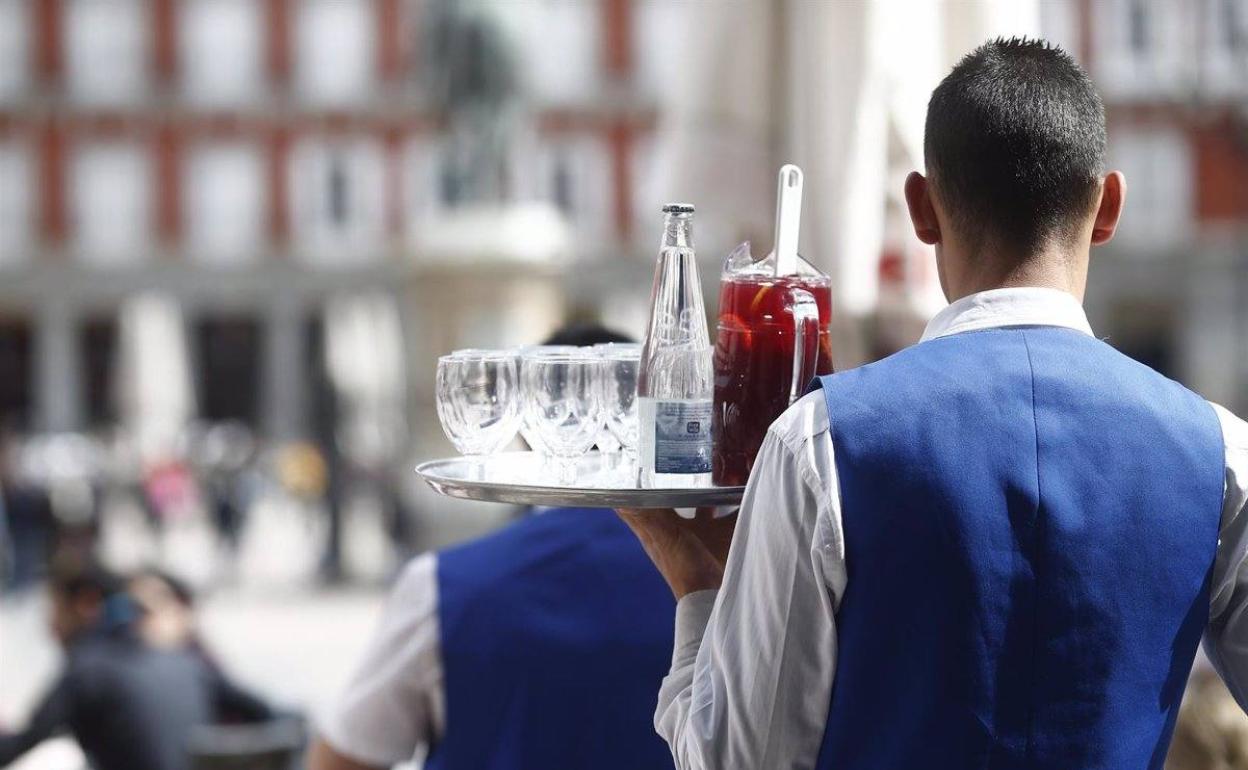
[317,553,443,767]
[0,674,72,765]
[655,408,843,770]
[1205,403,1248,709]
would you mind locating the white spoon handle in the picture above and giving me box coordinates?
[773,164,804,277]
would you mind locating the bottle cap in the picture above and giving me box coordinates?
[662,203,695,214]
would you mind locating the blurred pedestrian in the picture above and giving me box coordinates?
[308,324,674,770]
[0,558,276,770]
[196,422,258,555]
[0,428,53,591]
[0,489,11,588]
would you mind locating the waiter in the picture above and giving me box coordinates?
[309,326,676,770]
[619,37,1248,769]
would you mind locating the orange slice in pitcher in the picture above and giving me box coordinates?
[749,284,773,316]
[719,313,750,332]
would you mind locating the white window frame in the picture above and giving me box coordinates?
[294,0,376,106]
[180,0,265,107]
[289,136,387,266]
[534,132,612,240]
[1093,0,1194,100]
[402,135,446,241]
[65,0,149,106]
[70,140,152,267]
[184,140,266,267]
[1201,0,1248,96]
[0,0,30,102]
[0,139,33,267]
[1108,126,1192,251]
[494,1,600,105]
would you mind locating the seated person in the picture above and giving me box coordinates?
[309,325,676,770]
[0,559,274,770]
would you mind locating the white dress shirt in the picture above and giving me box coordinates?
[319,553,445,767]
[656,287,1248,770]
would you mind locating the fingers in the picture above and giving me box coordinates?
[616,508,679,537]
[617,507,679,518]
[616,507,680,539]
[615,507,728,597]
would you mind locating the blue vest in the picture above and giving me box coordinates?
[427,507,676,770]
[810,327,1224,770]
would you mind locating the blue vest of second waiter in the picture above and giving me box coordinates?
[426,506,677,770]
[810,325,1224,769]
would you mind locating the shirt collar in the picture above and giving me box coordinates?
[920,287,1094,343]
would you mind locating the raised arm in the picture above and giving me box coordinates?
[619,397,845,770]
[313,553,443,769]
[307,740,386,770]
[0,674,72,766]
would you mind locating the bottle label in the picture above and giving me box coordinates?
[640,398,712,474]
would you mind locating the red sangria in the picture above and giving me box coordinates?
[712,254,833,486]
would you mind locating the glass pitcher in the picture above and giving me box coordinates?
[712,243,834,486]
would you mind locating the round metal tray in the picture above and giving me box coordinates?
[416,451,745,508]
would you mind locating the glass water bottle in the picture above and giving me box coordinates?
[637,204,714,487]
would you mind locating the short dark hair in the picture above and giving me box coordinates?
[541,323,633,347]
[135,567,197,607]
[49,557,120,603]
[924,37,1106,257]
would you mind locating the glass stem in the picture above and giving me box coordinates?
[556,456,578,485]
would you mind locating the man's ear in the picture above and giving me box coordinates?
[904,171,941,245]
[1091,171,1126,246]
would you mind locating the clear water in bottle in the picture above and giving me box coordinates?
[637,204,714,487]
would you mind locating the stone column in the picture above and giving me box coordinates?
[34,299,81,433]
[263,295,306,441]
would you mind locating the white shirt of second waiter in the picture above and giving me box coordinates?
[319,551,444,767]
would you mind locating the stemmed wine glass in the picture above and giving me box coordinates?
[435,351,522,466]
[515,346,578,455]
[522,352,603,483]
[595,344,641,471]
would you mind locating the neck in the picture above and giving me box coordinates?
[945,248,1087,304]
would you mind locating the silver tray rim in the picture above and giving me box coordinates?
[415,453,746,508]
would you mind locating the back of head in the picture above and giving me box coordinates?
[541,323,633,347]
[924,37,1105,259]
[50,557,121,606]
[48,556,124,644]
[132,567,196,608]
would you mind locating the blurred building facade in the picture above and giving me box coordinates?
[1055,0,1248,414]
[0,0,684,451]
[0,0,1245,444]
